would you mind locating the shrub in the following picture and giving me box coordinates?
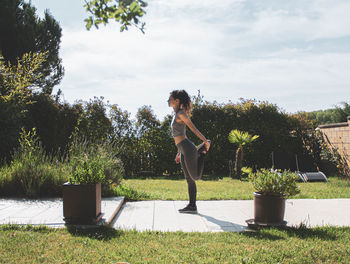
[0,131,124,197]
[241,167,253,179]
[0,128,68,197]
[69,157,105,184]
[190,99,304,176]
[0,52,47,162]
[67,139,124,196]
[249,168,300,197]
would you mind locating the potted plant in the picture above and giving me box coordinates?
[248,168,300,227]
[63,156,105,225]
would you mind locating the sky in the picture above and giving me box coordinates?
[29,0,350,120]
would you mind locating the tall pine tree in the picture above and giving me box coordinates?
[0,0,64,94]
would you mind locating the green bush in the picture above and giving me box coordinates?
[69,158,105,184]
[249,168,300,197]
[190,100,304,176]
[241,167,253,179]
[0,128,68,197]
[67,139,124,196]
[0,128,124,198]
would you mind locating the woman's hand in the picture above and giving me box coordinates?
[204,140,211,152]
[175,153,181,164]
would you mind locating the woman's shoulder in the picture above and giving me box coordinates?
[176,109,187,119]
[176,109,188,123]
[176,109,186,115]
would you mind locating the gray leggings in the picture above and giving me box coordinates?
[177,138,205,206]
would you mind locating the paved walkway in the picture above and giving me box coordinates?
[1,198,350,232]
[0,197,124,227]
[111,199,350,232]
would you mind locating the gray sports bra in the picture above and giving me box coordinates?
[171,109,186,137]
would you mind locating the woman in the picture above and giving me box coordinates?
[168,90,211,213]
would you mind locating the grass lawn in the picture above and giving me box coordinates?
[1,225,350,263]
[119,177,350,201]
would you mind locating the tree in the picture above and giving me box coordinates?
[75,97,114,143]
[135,105,160,137]
[84,0,147,33]
[0,52,47,162]
[192,89,205,107]
[0,0,64,94]
[334,102,350,123]
[301,102,350,126]
[25,93,82,156]
[110,104,134,139]
[228,129,259,179]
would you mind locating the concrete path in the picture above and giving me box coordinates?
[111,199,350,232]
[0,197,124,227]
[1,198,350,232]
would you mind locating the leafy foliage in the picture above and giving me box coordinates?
[318,130,350,178]
[109,105,180,177]
[0,52,47,162]
[68,139,124,190]
[290,113,347,177]
[0,128,67,197]
[228,129,259,179]
[1,68,345,182]
[84,0,147,33]
[249,168,300,197]
[298,102,350,126]
[74,97,114,142]
[241,167,253,179]
[135,105,160,136]
[0,128,124,197]
[0,52,46,103]
[190,99,301,175]
[228,129,259,147]
[108,99,344,178]
[0,0,64,94]
[68,153,105,185]
[25,93,82,156]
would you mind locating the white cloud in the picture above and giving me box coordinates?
[53,0,350,120]
[249,3,350,41]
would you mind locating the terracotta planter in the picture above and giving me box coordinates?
[254,192,286,224]
[63,182,102,224]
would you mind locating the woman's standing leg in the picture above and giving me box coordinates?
[177,139,198,213]
[180,154,197,206]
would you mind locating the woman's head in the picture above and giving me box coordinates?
[168,90,192,114]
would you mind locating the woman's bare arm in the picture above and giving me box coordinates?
[178,112,208,143]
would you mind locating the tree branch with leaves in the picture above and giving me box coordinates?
[84,0,148,33]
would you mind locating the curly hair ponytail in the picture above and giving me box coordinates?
[170,90,193,115]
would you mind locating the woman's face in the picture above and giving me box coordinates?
[168,96,179,108]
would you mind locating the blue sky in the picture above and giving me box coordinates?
[29,0,350,120]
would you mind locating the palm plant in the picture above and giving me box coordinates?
[228,129,259,179]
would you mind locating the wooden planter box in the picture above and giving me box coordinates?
[63,182,103,224]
